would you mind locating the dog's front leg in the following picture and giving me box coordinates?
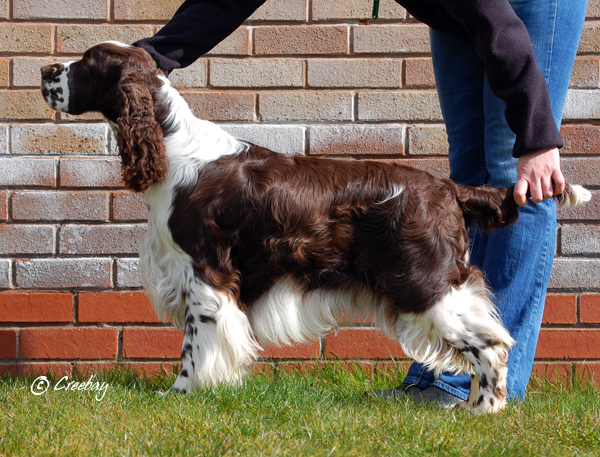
[168,284,261,394]
[170,307,201,394]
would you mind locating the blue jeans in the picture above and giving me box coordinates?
[403,0,587,401]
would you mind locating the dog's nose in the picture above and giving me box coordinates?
[40,64,55,80]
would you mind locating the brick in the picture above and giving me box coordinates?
[358,91,442,121]
[558,190,600,221]
[15,258,112,289]
[122,327,183,359]
[108,129,119,155]
[536,329,600,359]
[60,158,123,188]
[580,294,600,323]
[325,328,406,359]
[13,57,72,88]
[59,224,146,255]
[61,111,106,122]
[405,58,436,88]
[116,258,142,288]
[393,158,450,179]
[112,192,148,221]
[549,259,600,289]
[221,124,306,155]
[0,330,17,358]
[183,92,255,121]
[0,90,54,120]
[277,361,374,377]
[114,0,181,20]
[0,124,6,153]
[575,362,600,387]
[589,0,600,18]
[0,292,73,323]
[578,22,600,53]
[308,59,402,88]
[408,124,448,156]
[0,225,55,255]
[0,260,10,289]
[168,60,208,88]
[375,361,412,378]
[570,57,599,88]
[259,91,353,121]
[21,328,119,359]
[354,24,431,54]
[563,89,600,119]
[0,190,7,220]
[541,294,577,325]
[0,58,8,87]
[0,1,5,18]
[249,0,307,21]
[14,0,107,19]
[561,157,600,187]
[0,24,52,53]
[531,363,572,385]
[274,361,321,374]
[560,124,600,155]
[11,124,108,155]
[210,59,304,88]
[255,25,349,55]
[12,191,109,222]
[56,25,154,54]
[75,361,176,378]
[79,291,160,323]
[561,225,600,255]
[206,28,250,56]
[309,124,405,156]
[0,362,72,377]
[312,0,405,20]
[250,362,275,376]
[260,341,321,359]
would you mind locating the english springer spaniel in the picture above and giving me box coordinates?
[41,42,590,413]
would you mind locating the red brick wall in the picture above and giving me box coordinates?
[0,0,599,384]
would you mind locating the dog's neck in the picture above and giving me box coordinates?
[150,76,246,189]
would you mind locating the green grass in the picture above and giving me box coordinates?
[1,365,599,456]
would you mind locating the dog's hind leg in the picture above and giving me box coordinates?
[170,281,261,394]
[393,273,514,413]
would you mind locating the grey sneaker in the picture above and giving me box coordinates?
[411,386,461,408]
[367,383,423,400]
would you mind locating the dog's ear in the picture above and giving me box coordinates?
[117,69,168,192]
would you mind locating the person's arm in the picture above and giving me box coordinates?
[133,0,267,74]
[435,0,565,205]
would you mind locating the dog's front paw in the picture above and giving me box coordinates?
[167,374,193,395]
[455,398,505,414]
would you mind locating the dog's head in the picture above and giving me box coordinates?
[40,42,168,192]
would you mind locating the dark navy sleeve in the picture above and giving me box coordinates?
[133,0,266,74]
[432,0,564,157]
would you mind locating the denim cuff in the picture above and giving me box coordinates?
[403,376,469,401]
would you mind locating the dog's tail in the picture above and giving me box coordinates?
[453,182,592,233]
[555,183,592,208]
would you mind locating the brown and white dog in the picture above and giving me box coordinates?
[41,42,590,413]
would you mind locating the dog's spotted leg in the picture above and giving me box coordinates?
[170,308,197,394]
[459,374,480,411]
[168,280,261,394]
[394,274,514,413]
[455,341,509,413]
